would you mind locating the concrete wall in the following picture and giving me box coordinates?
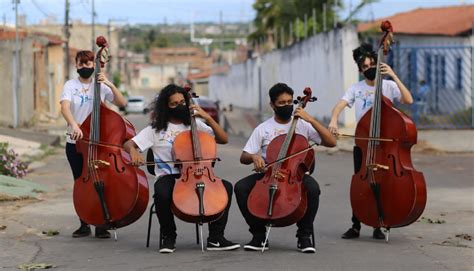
[209,26,359,126]
[0,37,35,127]
[48,45,65,115]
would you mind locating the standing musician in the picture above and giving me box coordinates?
[123,84,240,253]
[328,43,414,240]
[235,83,336,253]
[60,50,127,238]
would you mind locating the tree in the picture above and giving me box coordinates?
[249,0,355,48]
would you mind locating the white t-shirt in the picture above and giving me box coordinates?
[341,79,401,122]
[60,78,114,144]
[132,120,214,177]
[243,117,322,162]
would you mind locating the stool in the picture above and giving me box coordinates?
[146,202,200,247]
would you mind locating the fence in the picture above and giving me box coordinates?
[389,45,473,129]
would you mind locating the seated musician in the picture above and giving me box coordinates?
[328,43,414,240]
[234,83,336,253]
[123,84,240,253]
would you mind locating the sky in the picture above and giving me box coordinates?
[0,0,472,26]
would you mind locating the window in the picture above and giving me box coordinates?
[439,55,446,88]
[141,77,149,87]
[425,53,432,85]
[434,54,446,88]
[456,58,463,90]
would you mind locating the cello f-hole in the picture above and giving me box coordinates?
[387,154,404,177]
[203,166,216,182]
[109,153,125,173]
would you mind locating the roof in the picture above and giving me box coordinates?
[0,26,27,40]
[357,5,474,36]
[187,65,229,80]
[0,26,63,44]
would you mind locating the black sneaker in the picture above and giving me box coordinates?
[341,228,360,239]
[243,236,269,251]
[206,236,240,251]
[72,224,91,238]
[159,235,176,253]
[95,228,111,239]
[372,228,386,240]
[297,237,316,253]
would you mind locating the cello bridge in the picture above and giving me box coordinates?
[92,160,111,169]
[367,164,389,171]
[273,171,286,180]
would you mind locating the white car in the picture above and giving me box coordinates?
[125,96,146,114]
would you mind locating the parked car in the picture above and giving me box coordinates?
[125,95,146,114]
[193,96,219,124]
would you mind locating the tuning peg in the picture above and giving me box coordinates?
[310,97,318,102]
[293,100,299,104]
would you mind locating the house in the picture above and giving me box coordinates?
[150,47,212,75]
[130,63,189,91]
[358,5,473,128]
[27,23,120,74]
[0,26,71,127]
[187,65,229,97]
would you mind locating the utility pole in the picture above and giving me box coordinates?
[91,0,95,51]
[219,10,224,57]
[312,8,317,35]
[12,0,20,128]
[323,3,327,32]
[64,0,70,81]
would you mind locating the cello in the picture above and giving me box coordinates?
[73,36,149,238]
[350,21,427,240]
[171,86,228,251]
[247,88,317,250]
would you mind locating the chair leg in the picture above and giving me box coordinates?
[146,203,155,248]
[195,223,199,244]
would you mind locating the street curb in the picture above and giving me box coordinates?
[0,127,60,146]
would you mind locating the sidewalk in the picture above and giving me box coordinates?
[0,123,62,200]
[222,106,474,153]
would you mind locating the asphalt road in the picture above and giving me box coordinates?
[0,113,472,271]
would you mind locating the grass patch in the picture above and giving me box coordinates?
[22,145,58,163]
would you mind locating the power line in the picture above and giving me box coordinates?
[30,0,52,17]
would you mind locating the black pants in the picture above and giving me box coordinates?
[65,143,87,226]
[66,143,83,180]
[234,173,320,239]
[153,174,233,240]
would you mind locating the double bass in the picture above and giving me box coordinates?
[247,88,317,249]
[350,21,427,239]
[73,36,149,237]
[171,86,228,250]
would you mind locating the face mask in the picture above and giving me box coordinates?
[77,67,94,78]
[274,104,293,121]
[169,104,190,122]
[363,67,377,81]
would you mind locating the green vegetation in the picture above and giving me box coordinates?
[120,23,249,54]
[249,0,378,47]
